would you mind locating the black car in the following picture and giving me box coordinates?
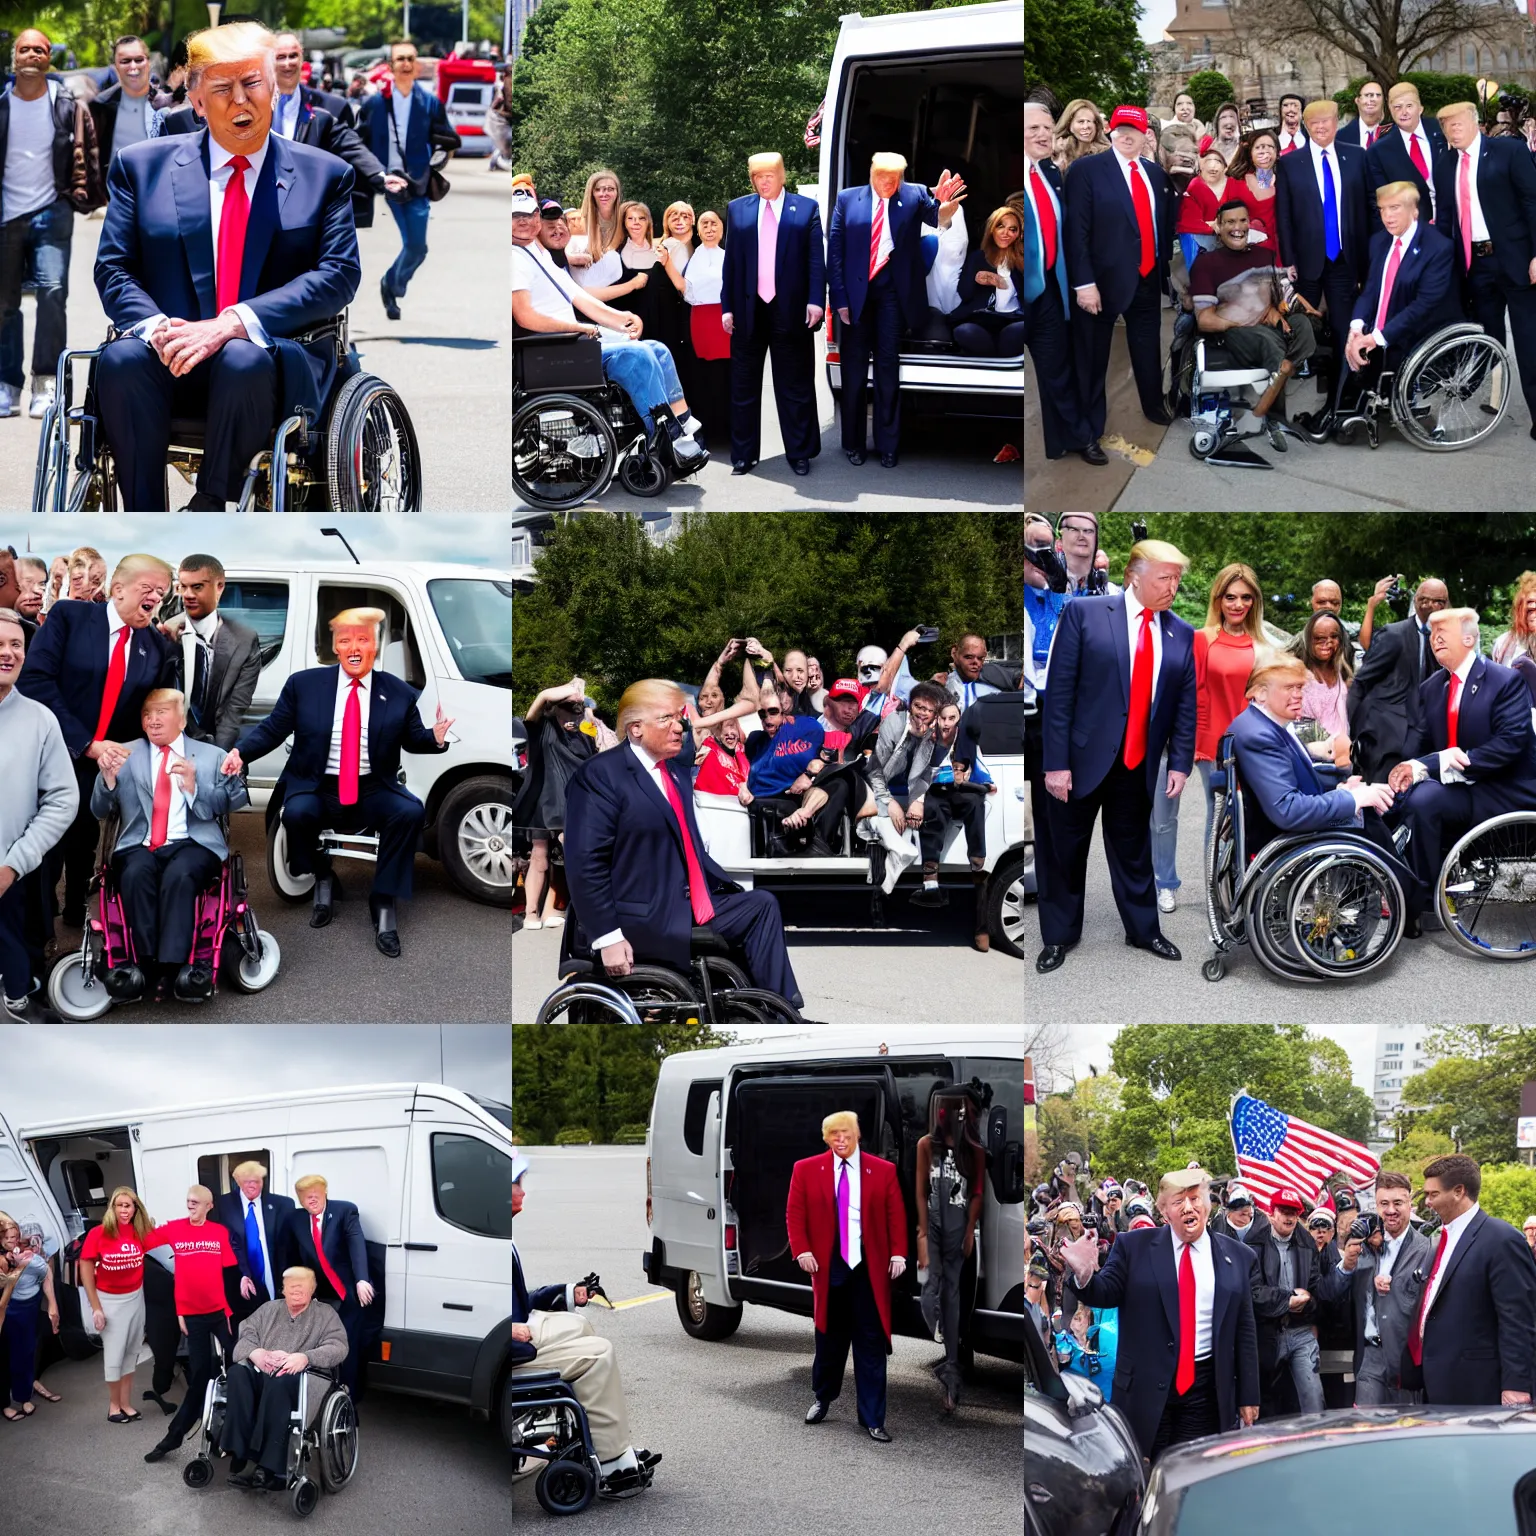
[1024,1306,1143,1536]
[1139,1407,1536,1535]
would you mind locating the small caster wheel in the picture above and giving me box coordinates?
[1202,957,1226,982]
[537,1458,597,1515]
[1189,429,1218,459]
[292,1477,320,1517]
[183,1456,214,1489]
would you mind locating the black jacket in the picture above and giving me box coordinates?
[1347,613,1432,781]
[1209,1207,1272,1247]
[86,80,174,166]
[1249,1221,1351,1372]
[0,81,79,207]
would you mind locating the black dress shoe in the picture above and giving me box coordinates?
[866,1425,892,1442]
[1079,440,1109,466]
[309,874,335,930]
[372,897,402,959]
[880,452,898,468]
[250,1467,278,1490]
[143,1390,177,1415]
[380,277,400,320]
[186,492,226,511]
[1529,423,1536,442]
[1404,915,1423,939]
[805,1399,830,1424]
[790,458,811,476]
[1143,406,1173,426]
[846,449,866,465]
[144,1431,181,1463]
[805,834,835,857]
[1127,934,1182,960]
[731,459,757,475]
[1036,943,1071,973]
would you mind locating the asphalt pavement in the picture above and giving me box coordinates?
[8,1351,505,1534]
[511,1145,1020,1533]
[0,165,508,512]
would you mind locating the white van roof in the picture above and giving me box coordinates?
[223,560,510,581]
[658,1027,1020,1075]
[833,1,1022,58]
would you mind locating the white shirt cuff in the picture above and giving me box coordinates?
[231,303,271,349]
[1410,758,1430,784]
[590,927,624,950]
[133,313,169,344]
[1349,319,1364,333]
[1370,327,1386,348]
[1437,749,1467,782]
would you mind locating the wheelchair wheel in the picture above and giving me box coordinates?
[1285,846,1405,979]
[267,820,315,902]
[1244,846,1325,982]
[1188,427,1219,460]
[1205,792,1242,947]
[47,952,114,1020]
[1394,327,1510,450]
[513,393,618,510]
[617,447,671,497]
[182,1456,214,1489]
[1438,812,1536,960]
[712,987,804,1022]
[318,1389,359,1491]
[324,374,422,511]
[226,929,282,992]
[291,1476,320,1518]
[536,1457,597,1517]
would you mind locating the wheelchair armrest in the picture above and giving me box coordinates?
[512,1369,565,1386]
[304,1366,339,1382]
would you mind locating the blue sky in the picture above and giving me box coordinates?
[1140,0,1175,42]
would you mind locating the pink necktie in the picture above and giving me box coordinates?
[869,194,887,280]
[837,1159,851,1265]
[757,198,778,304]
[658,761,715,925]
[217,154,251,314]
[1447,673,1462,748]
[1374,237,1404,335]
[339,678,361,807]
[1459,151,1473,271]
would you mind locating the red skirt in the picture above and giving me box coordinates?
[690,303,730,361]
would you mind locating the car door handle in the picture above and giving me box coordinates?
[403,1243,438,1251]
[442,1302,473,1312]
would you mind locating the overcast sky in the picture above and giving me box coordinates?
[0,1025,510,1127]
[1141,0,1174,42]
[4,515,510,572]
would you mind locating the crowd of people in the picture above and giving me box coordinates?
[1,21,463,507]
[0,542,454,1018]
[513,153,1021,475]
[1025,78,1536,465]
[1024,516,1536,970]
[1027,1152,1536,1465]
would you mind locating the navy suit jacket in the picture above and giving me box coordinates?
[358,83,456,185]
[1404,655,1536,785]
[1229,703,1357,854]
[720,190,827,341]
[828,180,939,328]
[1063,149,1175,318]
[17,601,177,759]
[1365,119,1447,217]
[1274,138,1371,281]
[563,742,744,972]
[1024,158,1069,314]
[512,1240,570,1364]
[1041,595,1197,800]
[1407,1208,1536,1404]
[213,1190,296,1298]
[1351,220,1461,352]
[283,1199,369,1300]
[234,664,447,802]
[1433,133,1536,287]
[1066,1224,1260,1458]
[955,249,1027,320]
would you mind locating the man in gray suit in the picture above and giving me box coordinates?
[1338,1170,1433,1405]
[90,689,248,995]
[162,555,262,750]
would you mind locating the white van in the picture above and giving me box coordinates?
[0,1083,516,1437]
[191,559,514,906]
[642,1030,1026,1367]
[816,2,1025,421]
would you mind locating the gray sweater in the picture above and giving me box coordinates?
[0,687,78,878]
[232,1297,349,1369]
[866,709,941,811]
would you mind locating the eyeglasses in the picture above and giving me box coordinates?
[761,707,783,717]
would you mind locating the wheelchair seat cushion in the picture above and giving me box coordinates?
[688,927,732,957]
[511,1369,566,1386]
[1198,341,1271,387]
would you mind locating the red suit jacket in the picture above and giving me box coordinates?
[785,1149,907,1347]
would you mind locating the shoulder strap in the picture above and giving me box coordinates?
[515,245,583,307]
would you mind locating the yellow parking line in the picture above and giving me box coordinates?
[1099,433,1156,468]
[602,1290,673,1311]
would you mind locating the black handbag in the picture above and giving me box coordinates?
[387,98,450,202]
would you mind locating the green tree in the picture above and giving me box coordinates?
[1184,70,1236,123]
[1475,1165,1536,1228]
[1332,72,1481,119]
[1377,1123,1455,1180]
[1037,1073,1124,1174]
[1024,0,1147,107]
[1399,1023,1536,1167]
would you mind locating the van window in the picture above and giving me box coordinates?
[427,578,512,688]
[431,1133,512,1239]
[217,580,289,666]
[316,582,424,688]
[964,1057,1025,1204]
[196,1149,274,1199]
[683,1081,721,1157]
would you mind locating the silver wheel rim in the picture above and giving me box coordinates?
[51,959,112,1019]
[239,932,282,990]
[999,876,1026,946]
[458,802,515,888]
[687,1272,706,1323]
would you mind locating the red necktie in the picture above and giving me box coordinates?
[149,748,172,850]
[1123,608,1154,770]
[93,623,132,742]
[1409,133,1429,180]
[1408,1227,1449,1365]
[1281,134,1298,155]
[869,194,887,280]
[1374,237,1404,335]
[339,678,362,806]
[216,154,252,314]
[658,761,715,925]
[1129,160,1155,277]
[311,1212,347,1300]
[1176,1240,1196,1395]
[1030,163,1057,270]
[1446,673,1462,748]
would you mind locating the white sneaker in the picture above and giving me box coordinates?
[0,383,18,418]
[522,914,543,931]
[29,376,55,419]
[1157,888,1177,914]
[543,910,564,928]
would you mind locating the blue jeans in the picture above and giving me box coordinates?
[0,197,72,384]
[599,336,682,435]
[384,195,431,298]
[1197,760,1220,868]
[1150,749,1181,891]
[2,1289,39,1408]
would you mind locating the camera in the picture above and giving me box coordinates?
[1349,1213,1384,1245]
[1024,542,1069,594]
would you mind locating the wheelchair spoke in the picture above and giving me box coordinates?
[1441,817,1536,958]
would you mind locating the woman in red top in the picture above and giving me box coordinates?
[694,716,752,800]
[1175,149,1236,276]
[79,1186,155,1422]
[1227,130,1280,253]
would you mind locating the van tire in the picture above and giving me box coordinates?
[437,776,516,906]
[985,852,1027,959]
[675,1272,742,1340]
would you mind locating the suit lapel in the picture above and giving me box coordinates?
[174,134,218,318]
[1152,1225,1181,1340]
[368,672,390,768]
[240,144,283,303]
[1427,1210,1483,1319]
[1109,597,1132,710]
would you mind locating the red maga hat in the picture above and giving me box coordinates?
[1107,105,1150,134]
[827,677,861,700]
[1270,1187,1308,1213]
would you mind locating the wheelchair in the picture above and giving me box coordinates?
[1186,333,1305,469]
[513,332,707,511]
[47,812,281,1019]
[1435,810,1536,960]
[183,1358,358,1519]
[32,312,422,512]
[266,817,381,905]
[509,1372,604,1516]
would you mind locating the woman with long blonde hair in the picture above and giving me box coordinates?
[78,1186,155,1422]
[611,200,685,372]
[568,168,625,290]
[953,207,1023,357]
[1053,98,1108,169]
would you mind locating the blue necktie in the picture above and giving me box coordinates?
[1322,150,1341,262]
[245,1201,266,1295]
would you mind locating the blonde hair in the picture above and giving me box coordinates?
[0,1211,18,1243]
[1375,179,1420,209]
[69,545,103,568]
[1246,651,1309,695]
[293,1174,329,1196]
[232,1160,268,1181]
[579,168,624,263]
[870,151,907,173]
[110,553,174,590]
[1125,539,1190,582]
[187,1185,214,1204]
[1054,99,1109,165]
[141,687,186,716]
[186,21,276,89]
[822,1111,861,1140]
[661,201,695,241]
[615,679,685,738]
[618,199,654,245]
[747,151,785,175]
[102,1186,153,1241]
[981,206,1024,272]
[283,1266,318,1288]
[1431,606,1481,644]
[1437,101,1480,125]
[328,606,386,632]
[1387,82,1422,107]
[1302,99,1339,125]
[1202,563,1266,643]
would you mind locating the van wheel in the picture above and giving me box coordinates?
[985,852,1027,959]
[437,776,516,906]
[675,1272,742,1340]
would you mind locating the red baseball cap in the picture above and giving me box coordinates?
[827,677,861,701]
[1107,105,1150,135]
[1270,1187,1308,1214]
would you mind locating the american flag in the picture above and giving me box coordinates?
[805,100,825,148]
[1230,1092,1379,1210]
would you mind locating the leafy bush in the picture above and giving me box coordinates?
[555,1127,595,1145]
[1186,70,1235,124]
[613,1124,649,1145]
[1332,73,1482,119]
[1474,1163,1536,1228]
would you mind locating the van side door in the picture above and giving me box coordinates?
[650,1074,724,1295]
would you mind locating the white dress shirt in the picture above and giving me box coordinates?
[1075,150,1154,292]
[1278,127,1307,155]
[1420,1201,1479,1330]
[1308,137,1344,220]
[1351,228,1411,346]
[325,669,373,776]
[1407,649,1477,784]
[755,189,786,236]
[145,732,195,844]
[1362,1226,1410,1342]
[683,243,724,306]
[588,739,676,951]
[870,185,894,271]
[1457,137,1492,242]
[243,1193,278,1300]
[1348,117,1384,149]
[832,1153,863,1269]
[1124,590,1164,709]
[181,610,220,715]
[387,86,414,173]
[1174,1229,1216,1357]
[105,600,128,660]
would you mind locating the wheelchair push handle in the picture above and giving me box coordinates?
[577,1271,612,1308]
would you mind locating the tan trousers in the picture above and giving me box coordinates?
[512,1310,633,1461]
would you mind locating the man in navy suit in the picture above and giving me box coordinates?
[1274,100,1371,392]
[220,607,453,957]
[283,1175,373,1401]
[1023,101,1102,466]
[562,679,802,1006]
[17,554,178,930]
[1386,606,1536,929]
[1059,1166,1260,1460]
[1064,104,1177,440]
[1036,540,1197,973]
[1400,1154,1536,1406]
[213,1160,296,1330]
[1340,80,1388,150]
[92,22,362,510]
[827,152,964,468]
[720,150,827,477]
[1432,100,1536,437]
[1366,83,1446,221]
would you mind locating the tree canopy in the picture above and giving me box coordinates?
[1398,1023,1536,1167]
[1024,0,1147,108]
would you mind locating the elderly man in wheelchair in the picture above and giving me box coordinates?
[513,183,708,510]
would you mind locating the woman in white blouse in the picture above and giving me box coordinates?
[567,168,625,290]
[681,210,729,443]
[951,207,1023,356]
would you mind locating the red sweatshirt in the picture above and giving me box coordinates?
[145,1219,237,1317]
[1194,629,1257,762]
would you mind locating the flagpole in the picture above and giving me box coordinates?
[1228,1088,1245,1177]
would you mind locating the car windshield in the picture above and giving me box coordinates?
[427,579,511,688]
[1167,1434,1536,1534]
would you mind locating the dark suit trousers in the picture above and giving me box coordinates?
[1148,1353,1221,1461]
[222,1362,303,1476]
[1294,257,1361,381]
[313,1277,363,1400]
[839,269,902,454]
[730,296,820,463]
[812,1253,887,1429]
[1038,754,1160,947]
[165,1309,234,1441]
[1073,269,1163,439]
[97,337,277,509]
[1394,774,1536,914]
[142,1256,180,1397]
[1466,251,1536,420]
[1025,287,1091,456]
[0,880,29,1001]
[700,887,801,1007]
[114,840,222,964]
[282,773,426,901]
[48,756,105,922]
